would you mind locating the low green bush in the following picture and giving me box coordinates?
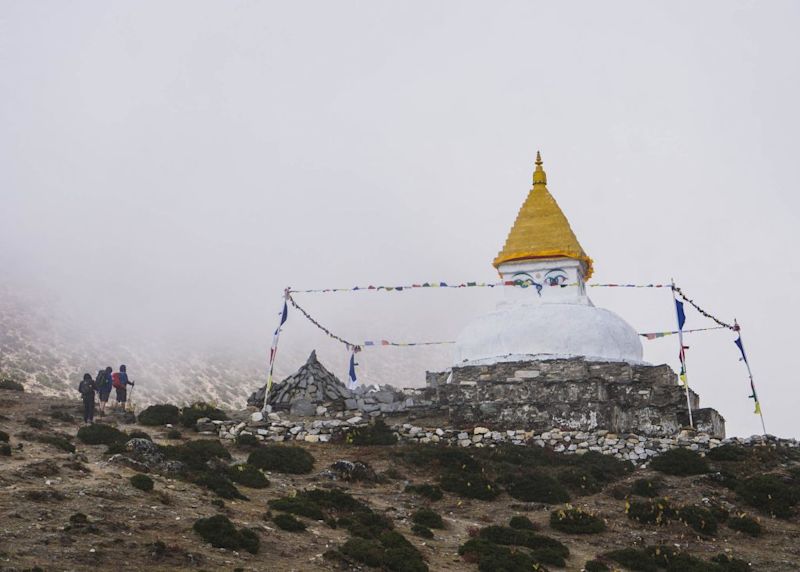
[0,430,8,442]
[268,496,325,520]
[603,547,659,572]
[341,510,394,539]
[678,505,718,536]
[399,445,483,473]
[39,435,76,453]
[568,451,633,484]
[247,445,315,474]
[649,448,709,476]
[411,508,444,529]
[138,404,180,426]
[0,379,24,391]
[227,464,270,489]
[1,443,10,456]
[193,515,259,554]
[25,417,46,429]
[404,483,443,501]
[162,439,231,471]
[440,471,499,501]
[710,553,752,571]
[180,402,227,428]
[130,474,154,492]
[192,472,246,500]
[166,429,182,439]
[458,539,538,572]
[550,506,606,534]
[706,444,750,462]
[504,471,570,503]
[273,513,306,532]
[558,467,603,494]
[50,411,74,423]
[626,498,675,525]
[411,524,433,539]
[347,419,398,446]
[77,423,127,445]
[236,433,258,447]
[127,430,152,441]
[736,474,798,518]
[584,560,610,572]
[631,478,664,498]
[728,514,762,537]
[340,531,428,572]
[477,525,569,564]
[508,515,536,530]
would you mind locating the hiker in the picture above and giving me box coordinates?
[112,364,134,410]
[96,366,113,414]
[78,373,96,424]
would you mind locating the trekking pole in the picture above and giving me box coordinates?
[127,382,135,413]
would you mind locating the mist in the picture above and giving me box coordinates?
[1,1,799,437]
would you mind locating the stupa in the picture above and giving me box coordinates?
[455,152,643,365]
[426,154,725,438]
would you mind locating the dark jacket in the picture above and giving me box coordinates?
[78,375,96,396]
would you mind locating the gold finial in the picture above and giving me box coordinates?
[533,150,547,186]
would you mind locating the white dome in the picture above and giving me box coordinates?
[454,302,644,366]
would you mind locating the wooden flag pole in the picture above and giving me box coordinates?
[671,279,694,429]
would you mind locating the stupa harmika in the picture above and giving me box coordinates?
[427,153,725,438]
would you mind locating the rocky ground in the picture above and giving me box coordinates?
[1,387,799,572]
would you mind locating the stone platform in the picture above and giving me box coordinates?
[426,357,725,438]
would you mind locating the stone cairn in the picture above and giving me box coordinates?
[247,351,417,417]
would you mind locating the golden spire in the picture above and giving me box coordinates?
[493,152,594,279]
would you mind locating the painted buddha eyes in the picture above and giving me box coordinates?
[544,269,568,286]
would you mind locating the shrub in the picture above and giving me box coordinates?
[411,524,433,539]
[584,560,610,572]
[127,430,152,441]
[138,404,180,426]
[706,444,750,462]
[130,474,154,492]
[558,467,603,495]
[626,498,675,525]
[411,508,444,529]
[711,553,752,572]
[458,539,537,572]
[227,464,270,489]
[50,411,74,423]
[162,439,231,471]
[0,430,8,442]
[268,496,325,521]
[478,526,569,558]
[180,402,227,428]
[193,515,259,553]
[77,423,127,445]
[631,478,664,498]
[736,474,798,518]
[400,445,483,473]
[604,547,658,572]
[341,510,394,539]
[193,472,246,500]
[508,515,536,530]
[440,471,499,501]
[347,419,398,446]
[341,531,429,572]
[248,445,314,474]
[504,472,570,504]
[25,417,46,429]
[166,429,182,439]
[405,484,443,501]
[1,443,10,456]
[273,513,306,532]
[569,451,633,483]
[0,379,24,391]
[677,505,718,536]
[236,433,258,447]
[649,448,709,476]
[40,435,76,453]
[550,506,606,534]
[728,514,762,537]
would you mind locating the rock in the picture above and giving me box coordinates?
[304,435,320,443]
[290,399,317,417]
[473,426,490,435]
[250,412,264,423]
[316,406,328,416]
[329,460,377,482]
[346,416,363,425]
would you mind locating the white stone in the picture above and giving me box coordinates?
[346,416,364,424]
[474,426,490,435]
[250,412,264,423]
[304,435,320,443]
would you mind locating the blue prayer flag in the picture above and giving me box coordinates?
[348,353,358,389]
[734,335,748,365]
[675,300,686,330]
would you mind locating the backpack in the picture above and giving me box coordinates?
[78,379,92,395]
[112,372,123,389]
[96,370,107,389]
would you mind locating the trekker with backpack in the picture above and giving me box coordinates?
[96,366,113,414]
[112,364,134,410]
[78,373,96,424]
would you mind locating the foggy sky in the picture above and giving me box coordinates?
[1,1,799,437]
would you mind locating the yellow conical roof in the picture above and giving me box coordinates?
[492,152,594,279]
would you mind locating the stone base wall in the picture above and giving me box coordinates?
[429,357,725,438]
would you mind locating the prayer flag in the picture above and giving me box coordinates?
[348,352,358,389]
[675,300,686,330]
[734,335,748,364]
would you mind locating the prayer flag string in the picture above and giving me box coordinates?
[288,281,670,294]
